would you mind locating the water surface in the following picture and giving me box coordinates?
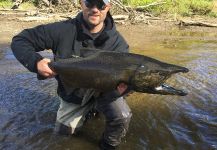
[0,30,217,150]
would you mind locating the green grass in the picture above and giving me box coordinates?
[0,0,13,8]
[0,0,35,9]
[21,2,36,9]
[123,0,216,16]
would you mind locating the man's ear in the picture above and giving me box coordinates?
[108,5,111,9]
[105,3,111,11]
[107,3,112,9]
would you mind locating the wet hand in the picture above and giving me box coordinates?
[37,58,56,78]
[117,83,128,95]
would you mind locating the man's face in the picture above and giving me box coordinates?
[80,0,111,27]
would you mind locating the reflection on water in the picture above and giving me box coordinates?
[0,33,217,150]
[127,41,217,150]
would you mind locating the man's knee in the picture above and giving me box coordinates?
[121,111,132,129]
[107,110,132,136]
[97,96,132,129]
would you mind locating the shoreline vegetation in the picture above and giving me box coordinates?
[1,0,217,16]
[123,0,217,17]
[0,0,217,27]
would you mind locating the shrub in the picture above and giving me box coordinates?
[123,0,214,16]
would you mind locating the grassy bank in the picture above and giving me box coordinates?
[123,0,216,17]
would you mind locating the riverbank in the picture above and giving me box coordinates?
[1,10,217,51]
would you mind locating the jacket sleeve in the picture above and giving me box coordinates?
[11,22,60,73]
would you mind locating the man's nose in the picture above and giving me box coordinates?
[90,5,100,12]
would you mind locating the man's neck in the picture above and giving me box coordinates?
[89,22,104,33]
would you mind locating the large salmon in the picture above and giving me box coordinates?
[49,48,189,96]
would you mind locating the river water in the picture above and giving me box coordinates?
[0,29,217,150]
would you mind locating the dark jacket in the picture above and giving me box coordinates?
[11,12,129,104]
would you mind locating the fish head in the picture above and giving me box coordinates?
[131,63,189,96]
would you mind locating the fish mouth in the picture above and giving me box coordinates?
[170,67,189,74]
[153,84,188,96]
[152,68,189,96]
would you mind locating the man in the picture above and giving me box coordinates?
[11,0,132,149]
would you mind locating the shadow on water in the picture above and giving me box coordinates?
[0,34,217,150]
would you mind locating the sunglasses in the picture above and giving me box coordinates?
[84,0,107,10]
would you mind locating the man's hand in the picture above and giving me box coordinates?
[117,83,128,95]
[37,58,56,78]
